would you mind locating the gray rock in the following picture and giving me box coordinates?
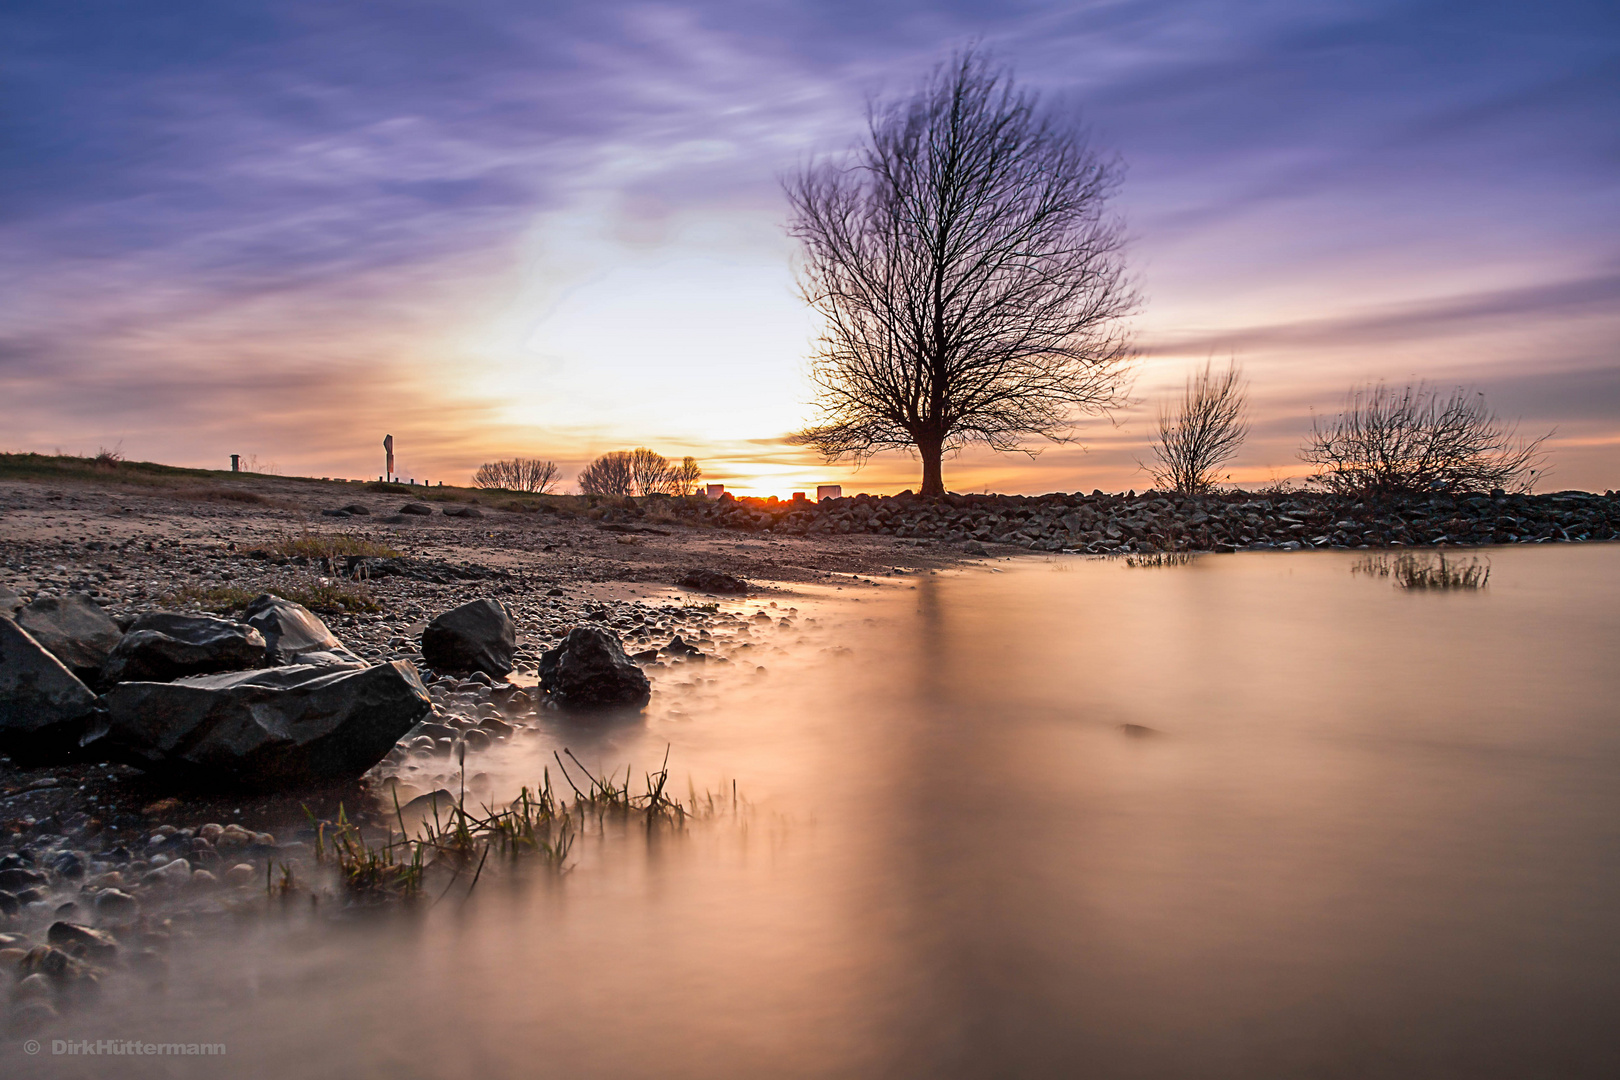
[242,594,360,665]
[95,661,432,790]
[0,585,24,618]
[0,866,49,891]
[962,540,988,555]
[539,626,651,710]
[400,503,435,516]
[47,921,119,960]
[101,613,266,684]
[442,504,483,518]
[340,503,371,515]
[92,888,139,925]
[421,599,515,677]
[16,593,124,682]
[676,568,750,594]
[0,617,99,760]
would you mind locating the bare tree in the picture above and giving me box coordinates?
[786,46,1137,498]
[577,451,635,497]
[473,457,560,493]
[1149,360,1248,493]
[628,447,676,495]
[671,456,703,496]
[1302,383,1550,498]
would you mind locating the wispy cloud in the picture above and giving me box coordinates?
[1,0,1616,491]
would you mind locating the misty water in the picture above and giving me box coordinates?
[24,545,1620,1079]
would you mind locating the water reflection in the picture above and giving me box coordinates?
[21,547,1620,1078]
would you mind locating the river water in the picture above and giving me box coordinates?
[21,546,1620,1078]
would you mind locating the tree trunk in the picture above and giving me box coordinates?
[918,434,945,498]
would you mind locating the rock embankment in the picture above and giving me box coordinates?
[641,488,1620,553]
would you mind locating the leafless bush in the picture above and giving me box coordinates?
[628,448,677,495]
[473,458,560,493]
[578,451,635,497]
[1302,383,1550,498]
[1149,360,1248,493]
[671,456,703,496]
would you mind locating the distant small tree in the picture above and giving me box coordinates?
[671,456,703,495]
[1149,360,1248,494]
[473,457,560,493]
[1302,383,1550,498]
[628,447,676,496]
[578,451,635,497]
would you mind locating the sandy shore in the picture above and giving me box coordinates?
[0,471,965,840]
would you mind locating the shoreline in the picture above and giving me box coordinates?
[2,468,1617,889]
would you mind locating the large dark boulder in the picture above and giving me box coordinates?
[677,569,750,595]
[421,599,515,676]
[242,594,360,665]
[15,593,124,682]
[0,617,98,761]
[101,613,266,684]
[94,661,431,789]
[539,626,651,710]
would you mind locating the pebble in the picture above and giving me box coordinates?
[93,888,140,924]
[142,857,193,886]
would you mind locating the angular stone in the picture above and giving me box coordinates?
[340,503,371,515]
[242,594,360,665]
[441,505,483,518]
[47,921,119,961]
[539,626,651,710]
[0,617,98,760]
[421,599,515,677]
[101,613,266,684]
[95,661,432,790]
[0,585,24,618]
[400,503,435,516]
[16,594,123,682]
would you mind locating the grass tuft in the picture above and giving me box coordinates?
[1124,550,1198,568]
[1353,552,1490,589]
[307,747,713,905]
[254,531,399,560]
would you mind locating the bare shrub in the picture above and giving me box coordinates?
[786,45,1137,497]
[671,456,703,496]
[1303,383,1550,498]
[474,458,560,493]
[578,451,635,497]
[1149,360,1248,493]
[628,448,676,495]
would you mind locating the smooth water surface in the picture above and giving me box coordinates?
[25,546,1620,1079]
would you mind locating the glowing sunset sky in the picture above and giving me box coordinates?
[3,1,1616,495]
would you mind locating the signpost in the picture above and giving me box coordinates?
[383,434,394,483]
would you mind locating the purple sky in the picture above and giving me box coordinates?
[3,0,1616,493]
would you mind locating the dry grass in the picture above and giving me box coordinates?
[174,487,268,504]
[1353,552,1490,589]
[1124,550,1199,568]
[254,531,400,560]
[308,746,711,904]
